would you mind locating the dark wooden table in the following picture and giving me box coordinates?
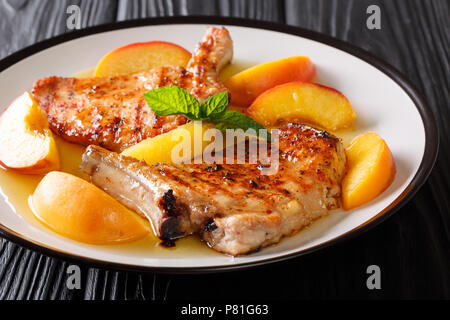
[0,0,448,300]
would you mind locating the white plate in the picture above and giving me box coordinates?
[0,17,438,273]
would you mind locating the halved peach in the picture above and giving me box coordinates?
[247,82,356,131]
[94,41,191,77]
[342,132,396,210]
[225,56,315,107]
[31,171,150,244]
[0,92,60,174]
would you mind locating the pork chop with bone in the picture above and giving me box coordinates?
[80,123,346,255]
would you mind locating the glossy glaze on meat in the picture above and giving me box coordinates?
[32,27,233,152]
[80,123,346,255]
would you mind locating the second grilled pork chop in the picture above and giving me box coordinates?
[80,123,346,255]
[32,27,233,152]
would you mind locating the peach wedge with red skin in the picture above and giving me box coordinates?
[247,81,356,131]
[342,132,396,210]
[225,56,316,107]
[32,171,150,244]
[94,40,192,77]
[0,92,60,174]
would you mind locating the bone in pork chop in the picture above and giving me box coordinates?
[80,123,346,255]
[32,27,233,152]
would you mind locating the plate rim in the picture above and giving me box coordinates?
[0,16,439,274]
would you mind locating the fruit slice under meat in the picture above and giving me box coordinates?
[121,121,217,165]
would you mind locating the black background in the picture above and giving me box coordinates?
[0,0,448,300]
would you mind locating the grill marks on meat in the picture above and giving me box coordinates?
[80,123,346,255]
[33,72,189,152]
[32,27,233,152]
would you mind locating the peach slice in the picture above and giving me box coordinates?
[247,82,356,131]
[0,92,60,174]
[121,121,217,165]
[225,56,315,107]
[31,171,150,244]
[94,41,191,77]
[342,132,396,210]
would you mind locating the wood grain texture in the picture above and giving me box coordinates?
[0,0,118,58]
[116,0,284,21]
[0,0,449,300]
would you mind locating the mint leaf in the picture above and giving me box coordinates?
[212,111,271,141]
[144,86,201,120]
[143,86,270,140]
[201,91,229,118]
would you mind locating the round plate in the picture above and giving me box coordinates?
[0,17,438,273]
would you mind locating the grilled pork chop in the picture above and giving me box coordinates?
[32,27,233,152]
[80,123,346,255]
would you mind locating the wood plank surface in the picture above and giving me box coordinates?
[0,0,448,300]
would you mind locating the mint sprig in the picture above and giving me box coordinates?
[144,86,270,141]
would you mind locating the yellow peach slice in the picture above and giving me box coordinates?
[121,121,217,165]
[247,81,356,131]
[0,92,60,174]
[225,56,315,107]
[31,171,150,244]
[342,132,396,210]
[94,41,191,77]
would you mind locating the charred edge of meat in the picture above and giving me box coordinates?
[158,189,186,241]
[162,189,177,216]
[205,164,223,172]
[223,171,235,181]
[203,218,218,232]
[286,123,340,143]
[160,239,176,248]
[249,179,259,188]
